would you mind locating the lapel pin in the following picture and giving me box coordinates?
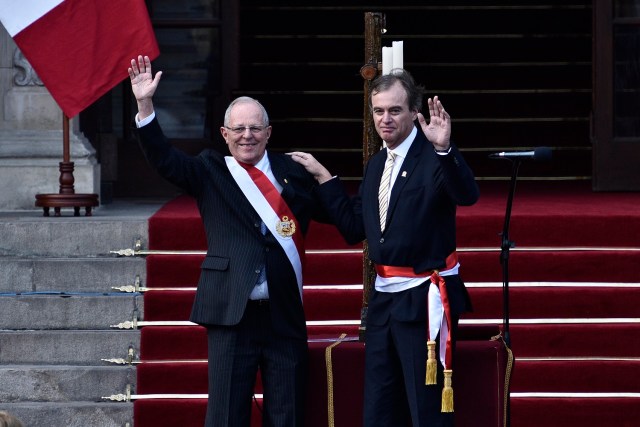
[401,171,407,178]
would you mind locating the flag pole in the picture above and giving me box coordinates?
[34,112,99,216]
[358,12,385,342]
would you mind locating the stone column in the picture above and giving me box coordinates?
[0,27,99,211]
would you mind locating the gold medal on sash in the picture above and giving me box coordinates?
[276,215,296,237]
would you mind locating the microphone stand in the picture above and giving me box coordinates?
[500,158,520,348]
[491,147,553,427]
[499,158,520,427]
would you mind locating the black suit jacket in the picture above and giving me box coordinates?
[137,118,331,339]
[318,128,479,321]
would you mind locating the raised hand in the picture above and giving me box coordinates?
[127,55,162,119]
[417,95,451,151]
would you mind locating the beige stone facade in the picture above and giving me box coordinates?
[0,27,99,211]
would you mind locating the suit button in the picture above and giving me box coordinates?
[255,269,261,274]
[254,223,260,228]
[265,247,269,252]
[380,238,385,243]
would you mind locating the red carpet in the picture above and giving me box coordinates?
[148,181,640,250]
[135,181,640,427]
[135,337,507,427]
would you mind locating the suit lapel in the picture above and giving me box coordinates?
[387,133,427,220]
[268,152,295,201]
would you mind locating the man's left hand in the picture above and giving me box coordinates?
[418,95,451,151]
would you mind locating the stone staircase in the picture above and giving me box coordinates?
[0,200,164,427]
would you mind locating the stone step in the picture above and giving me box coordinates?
[0,365,136,403]
[0,330,140,365]
[0,199,162,257]
[0,401,133,427]
[0,200,163,427]
[0,294,143,329]
[0,257,146,293]
[0,218,146,257]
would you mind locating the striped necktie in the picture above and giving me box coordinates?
[378,150,396,232]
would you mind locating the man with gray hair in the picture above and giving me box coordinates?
[128,55,332,427]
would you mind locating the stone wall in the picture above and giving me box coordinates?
[0,26,99,210]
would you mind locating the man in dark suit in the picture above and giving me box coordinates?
[291,69,479,426]
[128,55,331,427]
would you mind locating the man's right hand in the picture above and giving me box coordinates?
[288,151,334,184]
[128,55,162,120]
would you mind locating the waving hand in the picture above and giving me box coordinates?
[127,55,162,119]
[417,95,451,151]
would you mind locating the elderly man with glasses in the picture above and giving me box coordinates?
[128,55,333,427]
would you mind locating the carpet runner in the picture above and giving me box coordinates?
[132,180,640,427]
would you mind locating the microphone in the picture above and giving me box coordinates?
[489,147,552,161]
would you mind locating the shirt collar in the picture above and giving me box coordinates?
[386,126,417,159]
[252,151,271,174]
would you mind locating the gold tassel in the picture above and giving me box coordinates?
[425,340,437,385]
[441,369,454,412]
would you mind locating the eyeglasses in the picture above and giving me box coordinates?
[225,125,268,135]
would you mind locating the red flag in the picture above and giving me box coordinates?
[0,0,159,118]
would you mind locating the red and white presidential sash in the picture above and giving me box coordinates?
[226,157,303,297]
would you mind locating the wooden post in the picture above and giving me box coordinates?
[35,113,99,216]
[358,12,385,342]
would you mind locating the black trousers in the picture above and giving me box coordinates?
[204,301,308,427]
[363,282,459,427]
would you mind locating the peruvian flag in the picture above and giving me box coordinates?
[0,0,159,118]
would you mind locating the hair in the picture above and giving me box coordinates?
[0,411,24,427]
[369,68,426,113]
[223,96,270,127]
